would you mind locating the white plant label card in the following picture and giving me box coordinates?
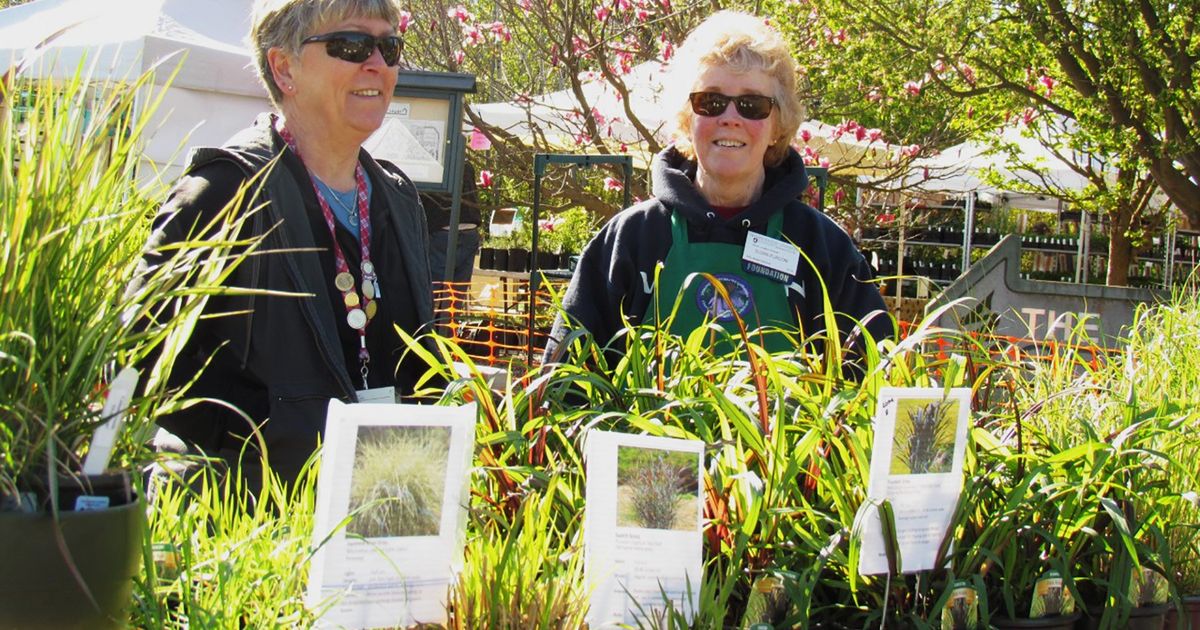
[584,430,705,629]
[857,387,971,576]
[307,400,476,629]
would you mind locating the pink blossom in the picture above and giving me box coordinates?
[635,8,650,20]
[574,132,591,145]
[904,80,922,96]
[453,50,465,65]
[486,21,512,43]
[866,128,882,143]
[539,219,557,231]
[800,128,812,143]
[901,144,922,158]
[616,0,632,10]
[1038,74,1057,96]
[468,128,492,151]
[572,36,589,55]
[594,5,610,21]
[866,88,883,102]
[461,25,484,47]
[659,35,674,61]
[447,4,473,23]
[478,169,493,188]
[803,147,818,161]
[397,11,413,34]
[933,59,947,73]
[833,188,847,204]
[658,0,670,10]
[517,0,532,8]
[818,157,831,168]
[957,62,976,86]
[967,105,975,119]
[604,177,624,191]
[1021,107,1038,125]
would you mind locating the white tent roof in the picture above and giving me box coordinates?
[909,126,1093,211]
[1,0,270,181]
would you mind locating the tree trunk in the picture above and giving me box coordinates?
[1106,208,1134,286]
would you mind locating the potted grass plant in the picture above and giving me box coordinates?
[0,62,254,627]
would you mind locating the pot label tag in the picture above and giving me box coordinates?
[742,233,797,283]
[941,580,979,630]
[1030,570,1075,618]
[83,366,140,476]
[74,495,111,511]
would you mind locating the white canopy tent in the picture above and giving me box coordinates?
[907,127,1094,212]
[0,0,271,182]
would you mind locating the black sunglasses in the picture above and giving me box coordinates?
[302,31,404,66]
[688,92,776,121]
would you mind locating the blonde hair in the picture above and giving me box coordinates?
[250,0,402,105]
[666,11,802,167]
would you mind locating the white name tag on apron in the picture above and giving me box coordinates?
[356,386,397,404]
[742,232,798,283]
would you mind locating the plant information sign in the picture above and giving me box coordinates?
[858,388,971,576]
[585,431,705,628]
[307,400,476,629]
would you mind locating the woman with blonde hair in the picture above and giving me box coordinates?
[549,11,892,360]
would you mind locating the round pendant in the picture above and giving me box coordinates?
[361,261,375,276]
[334,272,355,292]
[346,308,368,330]
[344,292,360,308]
[362,280,376,300]
[365,300,378,319]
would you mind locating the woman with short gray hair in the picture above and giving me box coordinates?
[144,0,433,490]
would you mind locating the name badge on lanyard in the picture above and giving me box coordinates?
[742,232,799,284]
[356,386,396,404]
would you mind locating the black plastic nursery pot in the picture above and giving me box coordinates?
[478,247,496,270]
[0,477,145,629]
[507,248,529,272]
[992,612,1081,629]
[1165,595,1200,630]
[1127,604,1172,630]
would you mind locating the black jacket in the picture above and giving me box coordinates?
[546,146,893,360]
[144,114,435,488]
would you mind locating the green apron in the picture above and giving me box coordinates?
[649,211,796,352]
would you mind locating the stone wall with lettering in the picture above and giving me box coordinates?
[928,236,1162,346]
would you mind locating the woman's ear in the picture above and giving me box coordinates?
[267,47,296,93]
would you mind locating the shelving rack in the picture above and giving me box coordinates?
[858,192,1193,296]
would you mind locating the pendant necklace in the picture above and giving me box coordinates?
[276,117,381,389]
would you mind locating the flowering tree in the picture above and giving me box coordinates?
[785,0,1196,285]
[402,0,711,220]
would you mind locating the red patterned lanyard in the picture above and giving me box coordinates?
[276,118,381,389]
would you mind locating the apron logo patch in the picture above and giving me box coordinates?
[695,273,754,322]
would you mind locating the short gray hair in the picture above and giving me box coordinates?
[250,0,402,105]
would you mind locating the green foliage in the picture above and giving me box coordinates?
[0,66,257,501]
[133,462,319,627]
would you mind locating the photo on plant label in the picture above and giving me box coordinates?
[346,425,452,538]
[940,582,978,630]
[616,446,700,531]
[891,397,958,475]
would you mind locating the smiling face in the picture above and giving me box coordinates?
[269,16,399,149]
[688,64,780,206]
